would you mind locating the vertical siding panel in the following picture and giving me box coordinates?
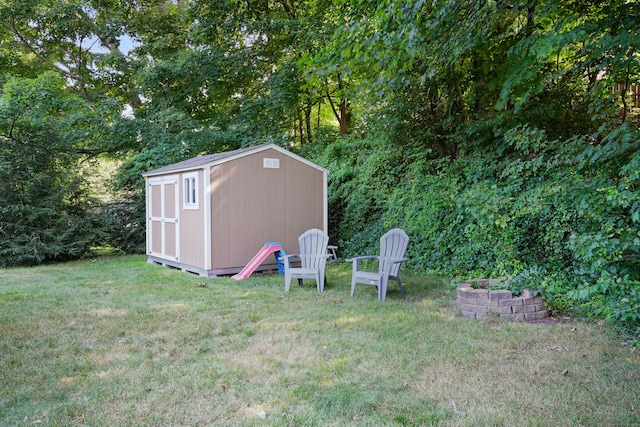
[214,166,220,269]
[225,164,233,268]
[230,162,246,267]
[163,181,178,260]
[167,146,329,273]
[214,164,232,269]
[165,223,177,258]
[273,153,287,245]
[180,171,206,268]
[227,163,237,268]
[151,185,162,217]
[210,165,223,269]
[216,163,227,268]
[164,184,176,218]
[151,222,162,253]
[227,161,239,267]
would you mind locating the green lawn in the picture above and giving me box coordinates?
[1,255,639,426]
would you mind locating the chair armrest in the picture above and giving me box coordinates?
[280,254,300,270]
[380,258,409,276]
[293,254,333,261]
[346,255,380,270]
[345,255,379,263]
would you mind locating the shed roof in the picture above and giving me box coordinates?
[142,143,328,177]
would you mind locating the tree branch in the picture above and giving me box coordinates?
[8,21,76,81]
[325,84,340,124]
[278,0,296,19]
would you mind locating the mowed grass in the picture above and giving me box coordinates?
[1,255,639,426]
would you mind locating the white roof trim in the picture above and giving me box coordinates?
[142,144,329,177]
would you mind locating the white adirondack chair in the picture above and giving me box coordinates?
[347,228,409,301]
[281,229,332,293]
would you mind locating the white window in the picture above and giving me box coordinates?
[183,173,199,209]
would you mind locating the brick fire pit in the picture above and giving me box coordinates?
[456,281,548,321]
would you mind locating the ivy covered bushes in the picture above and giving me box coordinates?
[307,123,639,336]
[300,0,640,337]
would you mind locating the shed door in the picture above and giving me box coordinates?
[148,176,180,261]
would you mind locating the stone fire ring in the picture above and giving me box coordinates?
[456,281,548,321]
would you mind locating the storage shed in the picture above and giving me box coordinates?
[142,143,329,277]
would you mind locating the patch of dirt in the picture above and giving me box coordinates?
[527,316,561,324]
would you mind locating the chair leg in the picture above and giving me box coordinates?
[379,277,388,301]
[391,276,405,295]
[285,274,291,292]
[350,263,358,297]
[297,278,303,287]
[317,274,325,293]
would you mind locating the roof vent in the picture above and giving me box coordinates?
[263,158,280,169]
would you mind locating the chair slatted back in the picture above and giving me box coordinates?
[299,228,329,269]
[379,228,409,276]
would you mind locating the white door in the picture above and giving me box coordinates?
[147,176,180,261]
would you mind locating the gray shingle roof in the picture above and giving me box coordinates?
[142,145,265,176]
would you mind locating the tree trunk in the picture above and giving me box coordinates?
[338,75,349,135]
[298,109,305,145]
[326,75,350,136]
[305,105,313,144]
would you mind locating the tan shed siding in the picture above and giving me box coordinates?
[164,222,177,258]
[151,221,162,253]
[210,148,325,270]
[210,164,229,268]
[164,184,176,219]
[179,171,206,268]
[150,185,162,217]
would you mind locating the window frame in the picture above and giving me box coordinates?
[183,172,199,210]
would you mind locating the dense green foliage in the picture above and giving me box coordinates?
[0,0,638,335]
[302,0,640,335]
[0,73,104,266]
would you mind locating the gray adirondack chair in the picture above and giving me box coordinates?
[347,228,409,301]
[281,228,331,293]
